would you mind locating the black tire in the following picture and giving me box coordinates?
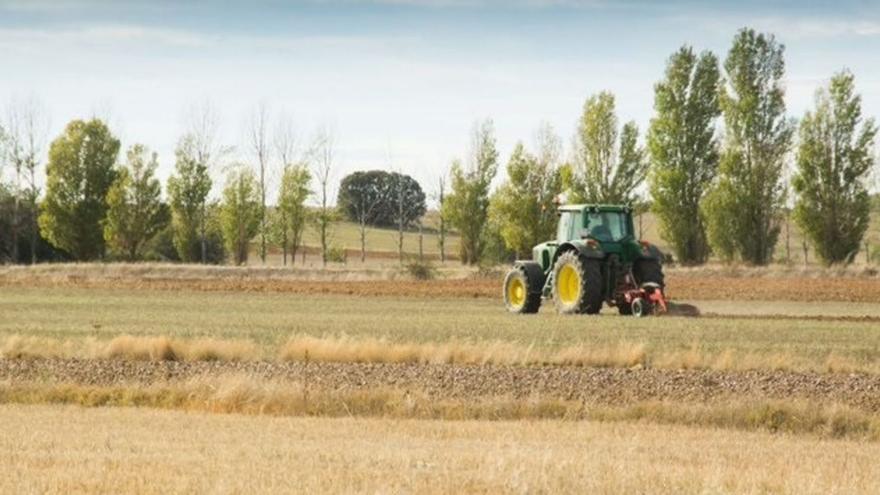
[551,250,603,315]
[633,259,665,288]
[631,297,647,317]
[618,301,633,315]
[503,267,542,314]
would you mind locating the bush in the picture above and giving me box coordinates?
[405,260,436,280]
[144,225,180,262]
[325,245,347,264]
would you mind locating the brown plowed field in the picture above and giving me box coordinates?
[5,358,880,412]
[3,272,880,302]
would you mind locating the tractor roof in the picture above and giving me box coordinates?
[557,204,631,213]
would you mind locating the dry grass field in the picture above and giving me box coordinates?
[3,404,880,494]
[2,263,880,493]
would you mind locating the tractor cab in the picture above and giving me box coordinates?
[505,203,667,317]
[556,204,634,246]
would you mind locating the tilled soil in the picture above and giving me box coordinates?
[3,358,880,411]
[3,272,880,303]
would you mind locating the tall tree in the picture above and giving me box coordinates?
[389,169,427,264]
[277,163,311,265]
[443,119,499,264]
[4,97,49,264]
[490,125,563,258]
[167,136,213,262]
[39,119,119,260]
[312,128,336,266]
[104,145,169,260]
[704,28,795,264]
[648,46,721,265]
[180,101,229,263]
[273,111,302,265]
[220,166,261,265]
[571,92,646,204]
[793,70,877,265]
[247,102,270,264]
[338,170,384,263]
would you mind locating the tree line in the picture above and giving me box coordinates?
[0,101,431,266]
[0,27,878,268]
[445,27,878,267]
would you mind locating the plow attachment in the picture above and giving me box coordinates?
[620,282,700,317]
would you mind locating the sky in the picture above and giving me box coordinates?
[1,0,879,204]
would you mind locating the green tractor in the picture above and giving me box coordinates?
[503,204,667,317]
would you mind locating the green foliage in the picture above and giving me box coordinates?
[220,166,262,265]
[38,119,120,260]
[793,70,877,265]
[648,46,721,265]
[103,145,170,260]
[276,164,312,263]
[704,28,795,265]
[489,138,563,258]
[143,224,180,262]
[0,184,68,262]
[325,244,348,263]
[167,135,212,263]
[443,119,499,265]
[405,260,436,280]
[337,170,427,227]
[479,214,514,265]
[571,92,646,204]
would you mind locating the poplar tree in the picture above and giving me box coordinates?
[648,46,721,264]
[572,92,646,204]
[167,136,212,262]
[443,119,499,264]
[793,70,877,265]
[220,166,261,265]
[490,126,563,258]
[704,28,794,264]
[104,144,169,260]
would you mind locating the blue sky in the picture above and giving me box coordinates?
[1,0,878,202]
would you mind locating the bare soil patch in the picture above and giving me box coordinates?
[4,358,880,412]
[3,264,879,303]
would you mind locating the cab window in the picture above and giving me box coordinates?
[584,211,631,242]
[556,212,573,242]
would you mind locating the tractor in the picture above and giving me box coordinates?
[503,204,667,317]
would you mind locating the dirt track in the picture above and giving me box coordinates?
[4,358,880,412]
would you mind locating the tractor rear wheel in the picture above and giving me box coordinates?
[552,251,603,314]
[503,267,542,314]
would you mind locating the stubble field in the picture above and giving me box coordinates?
[2,263,880,493]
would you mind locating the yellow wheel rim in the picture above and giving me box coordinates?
[557,264,581,305]
[507,277,526,308]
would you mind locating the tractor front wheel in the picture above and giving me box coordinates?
[552,251,603,314]
[503,267,542,314]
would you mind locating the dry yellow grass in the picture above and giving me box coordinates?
[1,335,260,362]
[1,403,878,494]
[4,332,878,375]
[0,335,880,374]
